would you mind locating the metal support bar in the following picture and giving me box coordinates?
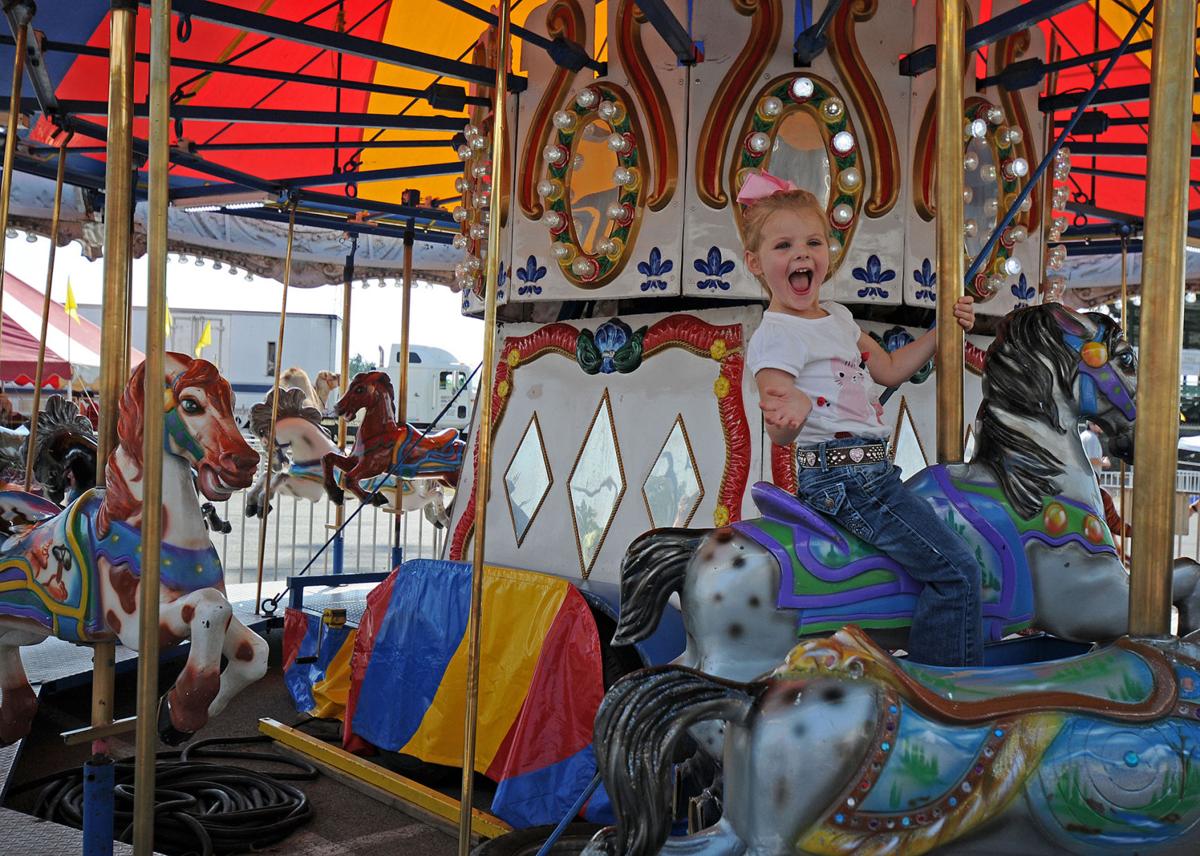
[281,161,464,188]
[47,99,470,130]
[1065,141,1200,158]
[138,0,527,91]
[902,0,1088,76]
[300,188,457,224]
[0,33,491,107]
[793,0,843,66]
[62,715,138,746]
[436,0,604,73]
[633,0,697,65]
[1042,78,1200,112]
[1065,201,1142,224]
[225,204,456,243]
[8,15,58,117]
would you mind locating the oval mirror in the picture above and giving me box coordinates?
[767,110,831,209]
[963,135,996,261]
[567,120,622,256]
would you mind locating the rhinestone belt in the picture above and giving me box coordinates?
[797,442,888,469]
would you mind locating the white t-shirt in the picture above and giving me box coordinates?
[746,303,888,445]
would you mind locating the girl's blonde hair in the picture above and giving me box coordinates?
[741,188,825,253]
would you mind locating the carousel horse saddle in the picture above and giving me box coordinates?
[787,625,1181,724]
[748,481,847,547]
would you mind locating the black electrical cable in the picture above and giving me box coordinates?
[12,736,318,856]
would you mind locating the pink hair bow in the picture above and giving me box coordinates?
[735,171,797,205]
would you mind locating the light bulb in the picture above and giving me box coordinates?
[575,88,599,109]
[457,145,472,161]
[746,132,771,154]
[963,151,979,171]
[552,111,576,131]
[831,203,853,226]
[821,98,844,120]
[789,77,814,101]
[964,219,977,238]
[607,133,632,154]
[837,167,861,192]
[831,131,855,155]
[966,119,987,140]
[543,144,567,166]
[1002,257,1022,276]
[759,96,783,118]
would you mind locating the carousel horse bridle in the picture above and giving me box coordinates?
[1062,327,1136,421]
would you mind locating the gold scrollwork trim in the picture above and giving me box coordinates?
[616,0,678,211]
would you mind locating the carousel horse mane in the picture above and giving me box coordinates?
[99,354,229,536]
[974,304,1119,520]
[248,387,323,439]
[280,366,323,412]
[31,395,97,504]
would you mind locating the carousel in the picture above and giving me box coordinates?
[0,1,1194,855]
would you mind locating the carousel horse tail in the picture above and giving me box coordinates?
[612,528,707,646]
[589,667,758,856]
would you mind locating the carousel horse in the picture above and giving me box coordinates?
[585,625,1200,856]
[322,370,465,507]
[313,370,340,412]
[0,396,98,505]
[243,387,451,528]
[612,304,1200,716]
[0,353,266,745]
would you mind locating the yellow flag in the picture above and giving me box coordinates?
[165,304,173,337]
[194,320,212,357]
[64,278,79,321]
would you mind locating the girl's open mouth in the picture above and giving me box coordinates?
[788,269,813,292]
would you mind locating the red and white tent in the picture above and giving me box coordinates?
[0,272,142,387]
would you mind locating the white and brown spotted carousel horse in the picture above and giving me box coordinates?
[321,370,464,507]
[0,353,265,745]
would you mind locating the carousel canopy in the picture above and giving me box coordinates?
[0,1,1192,291]
[0,271,141,386]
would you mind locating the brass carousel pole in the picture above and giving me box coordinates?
[934,0,965,461]
[23,137,68,491]
[133,0,170,851]
[254,205,296,613]
[0,10,28,378]
[93,0,136,746]
[333,235,355,573]
[391,225,414,565]
[458,1,509,850]
[1129,0,1194,635]
[1119,235,1129,562]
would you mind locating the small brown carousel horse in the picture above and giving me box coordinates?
[321,371,465,506]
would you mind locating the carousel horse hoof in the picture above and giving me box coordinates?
[328,488,345,506]
[370,493,388,507]
[244,503,258,518]
[156,694,194,747]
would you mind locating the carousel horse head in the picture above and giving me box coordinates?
[248,386,323,447]
[975,302,1136,519]
[333,370,395,420]
[117,353,258,501]
[31,395,98,505]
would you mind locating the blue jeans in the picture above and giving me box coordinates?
[795,436,984,667]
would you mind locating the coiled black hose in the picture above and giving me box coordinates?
[12,735,319,856]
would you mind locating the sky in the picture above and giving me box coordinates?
[2,234,485,370]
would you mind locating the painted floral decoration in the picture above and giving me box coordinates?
[913,258,936,302]
[853,255,895,299]
[638,247,673,291]
[516,255,547,296]
[577,318,647,375]
[1011,273,1035,308]
[695,246,736,291]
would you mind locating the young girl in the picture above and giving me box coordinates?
[741,178,983,667]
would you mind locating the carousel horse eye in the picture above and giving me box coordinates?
[1119,352,1135,369]
[181,398,202,414]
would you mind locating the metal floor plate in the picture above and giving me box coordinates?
[299,586,373,627]
[0,807,139,855]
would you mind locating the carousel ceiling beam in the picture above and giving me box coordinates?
[3,9,57,117]
[224,205,455,244]
[1066,141,1200,158]
[137,0,527,92]
[1066,201,1141,225]
[1072,164,1200,188]
[901,0,1088,76]
[1042,78,1200,112]
[45,100,468,131]
[436,0,605,74]
[29,137,459,154]
[633,0,699,65]
[1061,222,1141,239]
[280,162,465,189]
[298,188,456,225]
[0,34,493,109]
[1065,239,1144,256]
[12,151,110,193]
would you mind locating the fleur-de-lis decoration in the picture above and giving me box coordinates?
[1011,273,1035,308]
[869,325,932,383]
[694,246,736,291]
[913,257,936,302]
[852,254,895,299]
[516,254,547,296]
[638,247,673,292]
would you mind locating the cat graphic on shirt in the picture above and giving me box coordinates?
[829,357,883,425]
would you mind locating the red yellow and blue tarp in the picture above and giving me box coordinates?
[282,559,611,828]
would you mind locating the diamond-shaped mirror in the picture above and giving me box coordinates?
[504,413,552,546]
[643,415,703,528]
[568,391,625,577]
[890,396,928,479]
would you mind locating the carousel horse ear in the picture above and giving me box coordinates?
[1047,302,1090,337]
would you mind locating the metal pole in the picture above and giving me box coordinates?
[333,238,354,574]
[93,0,137,756]
[0,13,28,380]
[254,205,296,614]
[934,0,965,462]
[1119,235,1129,562]
[133,0,171,851]
[459,2,509,850]
[391,227,414,568]
[23,139,67,491]
[1129,0,1193,635]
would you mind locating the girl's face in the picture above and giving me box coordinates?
[744,207,830,318]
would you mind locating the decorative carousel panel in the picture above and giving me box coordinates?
[504,412,553,546]
[446,305,766,585]
[509,0,688,301]
[643,415,704,529]
[683,0,913,304]
[903,0,1045,315]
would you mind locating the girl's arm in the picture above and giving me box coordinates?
[756,368,812,447]
[860,295,975,387]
